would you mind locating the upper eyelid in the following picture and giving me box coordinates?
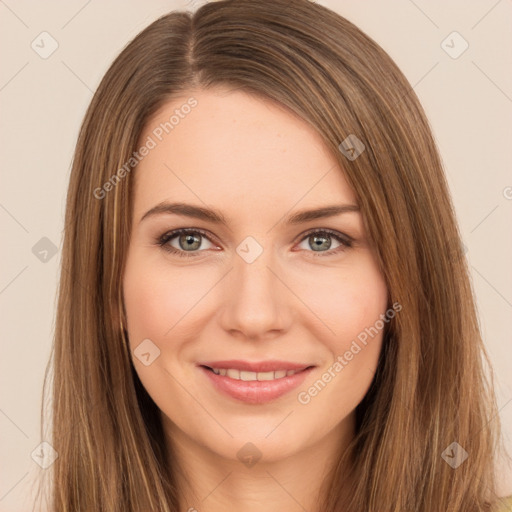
[166,228,219,246]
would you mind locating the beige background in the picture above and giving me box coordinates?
[1,0,511,510]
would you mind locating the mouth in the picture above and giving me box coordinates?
[197,360,316,404]
[200,365,314,381]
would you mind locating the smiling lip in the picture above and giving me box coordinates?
[197,360,315,404]
[197,360,312,373]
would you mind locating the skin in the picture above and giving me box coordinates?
[122,87,389,512]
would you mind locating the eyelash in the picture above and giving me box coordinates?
[156,228,353,259]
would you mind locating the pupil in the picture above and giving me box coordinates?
[181,233,200,251]
[311,234,330,251]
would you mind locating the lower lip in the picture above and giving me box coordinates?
[199,366,314,404]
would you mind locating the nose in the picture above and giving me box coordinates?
[218,240,294,341]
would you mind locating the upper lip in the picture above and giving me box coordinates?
[198,360,314,373]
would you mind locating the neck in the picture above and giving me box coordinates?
[162,413,356,512]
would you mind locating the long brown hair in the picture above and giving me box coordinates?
[37,0,507,510]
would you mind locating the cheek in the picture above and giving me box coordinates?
[293,255,388,349]
[122,254,195,409]
[295,261,388,419]
[122,254,210,343]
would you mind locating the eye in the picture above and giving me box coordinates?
[156,228,354,259]
[295,229,353,257]
[157,228,217,258]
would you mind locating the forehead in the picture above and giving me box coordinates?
[133,88,357,222]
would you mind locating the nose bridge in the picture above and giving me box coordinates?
[235,234,280,306]
[219,234,290,337]
[238,241,276,296]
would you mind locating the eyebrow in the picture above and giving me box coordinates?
[139,201,360,225]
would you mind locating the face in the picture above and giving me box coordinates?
[122,88,388,466]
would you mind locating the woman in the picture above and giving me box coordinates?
[38,0,511,510]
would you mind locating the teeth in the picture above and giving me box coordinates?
[226,369,239,379]
[210,367,299,381]
[257,371,275,381]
